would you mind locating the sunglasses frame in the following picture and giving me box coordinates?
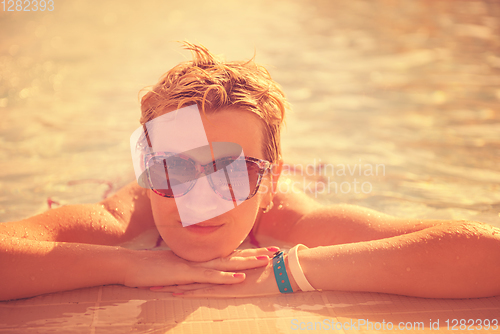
[144,152,274,201]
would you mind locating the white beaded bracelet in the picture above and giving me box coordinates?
[288,244,315,292]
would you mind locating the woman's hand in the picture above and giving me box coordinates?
[155,254,301,297]
[121,247,280,289]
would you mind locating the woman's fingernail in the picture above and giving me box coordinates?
[256,255,269,260]
[172,292,184,296]
[150,286,164,291]
[233,273,245,278]
[267,246,280,252]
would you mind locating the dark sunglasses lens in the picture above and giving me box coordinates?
[211,158,262,201]
[246,161,261,194]
[245,160,263,196]
[147,155,196,197]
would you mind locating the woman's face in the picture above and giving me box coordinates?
[147,108,274,261]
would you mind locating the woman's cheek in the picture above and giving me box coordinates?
[150,195,178,224]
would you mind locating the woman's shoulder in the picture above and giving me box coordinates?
[100,181,156,235]
[257,190,323,237]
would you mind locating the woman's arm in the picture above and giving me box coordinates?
[0,181,145,301]
[173,192,500,298]
[0,234,277,301]
[268,195,500,297]
[0,181,156,245]
[281,204,457,246]
[170,220,500,298]
[298,220,500,298]
[0,181,152,300]
[0,235,126,300]
[0,181,276,301]
[260,191,463,246]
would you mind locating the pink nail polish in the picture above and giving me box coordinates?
[256,255,269,260]
[233,273,245,278]
[267,246,280,252]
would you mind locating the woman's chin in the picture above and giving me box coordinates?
[170,246,226,262]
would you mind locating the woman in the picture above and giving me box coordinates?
[1,42,499,301]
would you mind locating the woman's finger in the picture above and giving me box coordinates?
[194,246,280,271]
[196,254,268,271]
[182,267,247,285]
[150,283,219,293]
[174,283,218,291]
[230,247,280,257]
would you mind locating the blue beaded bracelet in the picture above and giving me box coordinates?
[272,251,294,293]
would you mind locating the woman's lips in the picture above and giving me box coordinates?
[184,223,224,234]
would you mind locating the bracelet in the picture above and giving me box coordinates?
[272,251,293,293]
[288,244,315,292]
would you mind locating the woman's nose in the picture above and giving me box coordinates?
[175,174,234,227]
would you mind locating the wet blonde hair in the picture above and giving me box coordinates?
[139,42,288,163]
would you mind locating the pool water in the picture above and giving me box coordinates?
[0,0,499,229]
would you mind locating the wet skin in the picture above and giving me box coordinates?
[2,108,499,300]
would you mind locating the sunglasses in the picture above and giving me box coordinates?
[143,151,273,202]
